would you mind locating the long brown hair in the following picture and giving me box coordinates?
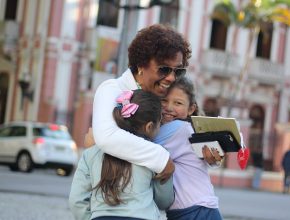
[95,90,161,206]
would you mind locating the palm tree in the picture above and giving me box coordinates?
[211,0,290,116]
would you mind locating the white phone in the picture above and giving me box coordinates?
[191,141,224,159]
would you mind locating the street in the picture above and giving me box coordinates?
[0,165,290,220]
[216,188,290,220]
[0,192,72,220]
[0,166,73,220]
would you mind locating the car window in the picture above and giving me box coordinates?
[0,127,12,137]
[33,126,71,140]
[10,126,27,137]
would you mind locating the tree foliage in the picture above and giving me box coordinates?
[211,0,290,29]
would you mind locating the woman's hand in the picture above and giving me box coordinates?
[84,127,95,148]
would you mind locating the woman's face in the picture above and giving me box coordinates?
[138,52,184,97]
[161,87,195,124]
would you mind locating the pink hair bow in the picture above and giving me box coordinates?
[116,91,139,118]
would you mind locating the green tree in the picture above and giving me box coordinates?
[211,0,290,116]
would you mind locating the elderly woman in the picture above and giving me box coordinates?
[92,24,191,181]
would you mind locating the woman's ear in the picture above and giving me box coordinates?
[188,103,197,116]
[137,67,143,76]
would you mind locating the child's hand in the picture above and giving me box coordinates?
[84,127,95,148]
[211,148,223,161]
[202,145,223,165]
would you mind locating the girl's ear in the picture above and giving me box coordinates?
[188,103,197,116]
[144,121,155,139]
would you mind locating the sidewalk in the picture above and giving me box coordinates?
[210,167,284,193]
[216,187,290,220]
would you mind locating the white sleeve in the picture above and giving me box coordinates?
[92,80,170,174]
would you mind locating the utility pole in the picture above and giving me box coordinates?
[117,0,139,76]
[114,0,174,76]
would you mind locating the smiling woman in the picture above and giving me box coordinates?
[92,24,191,178]
[76,24,191,220]
[128,25,191,97]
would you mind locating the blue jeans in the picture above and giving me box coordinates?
[167,205,223,220]
[92,217,143,220]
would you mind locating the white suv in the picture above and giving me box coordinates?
[0,121,78,176]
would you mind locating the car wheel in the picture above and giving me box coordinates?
[17,152,33,172]
[9,165,18,171]
[63,167,74,176]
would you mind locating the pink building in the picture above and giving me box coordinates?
[0,0,290,191]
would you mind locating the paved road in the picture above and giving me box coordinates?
[0,191,73,220]
[216,187,290,220]
[0,166,73,220]
[1,166,290,220]
[2,188,289,220]
[0,168,72,197]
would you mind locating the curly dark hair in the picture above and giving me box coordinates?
[128,24,191,74]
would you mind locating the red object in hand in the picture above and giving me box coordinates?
[237,147,250,170]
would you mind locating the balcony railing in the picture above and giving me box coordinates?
[200,49,242,77]
[247,58,285,86]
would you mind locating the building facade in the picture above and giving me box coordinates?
[0,0,290,190]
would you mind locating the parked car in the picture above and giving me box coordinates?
[0,121,79,176]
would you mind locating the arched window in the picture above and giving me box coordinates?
[97,0,120,27]
[210,19,228,50]
[256,22,273,59]
[4,0,18,20]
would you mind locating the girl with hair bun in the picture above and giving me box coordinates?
[70,90,174,220]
